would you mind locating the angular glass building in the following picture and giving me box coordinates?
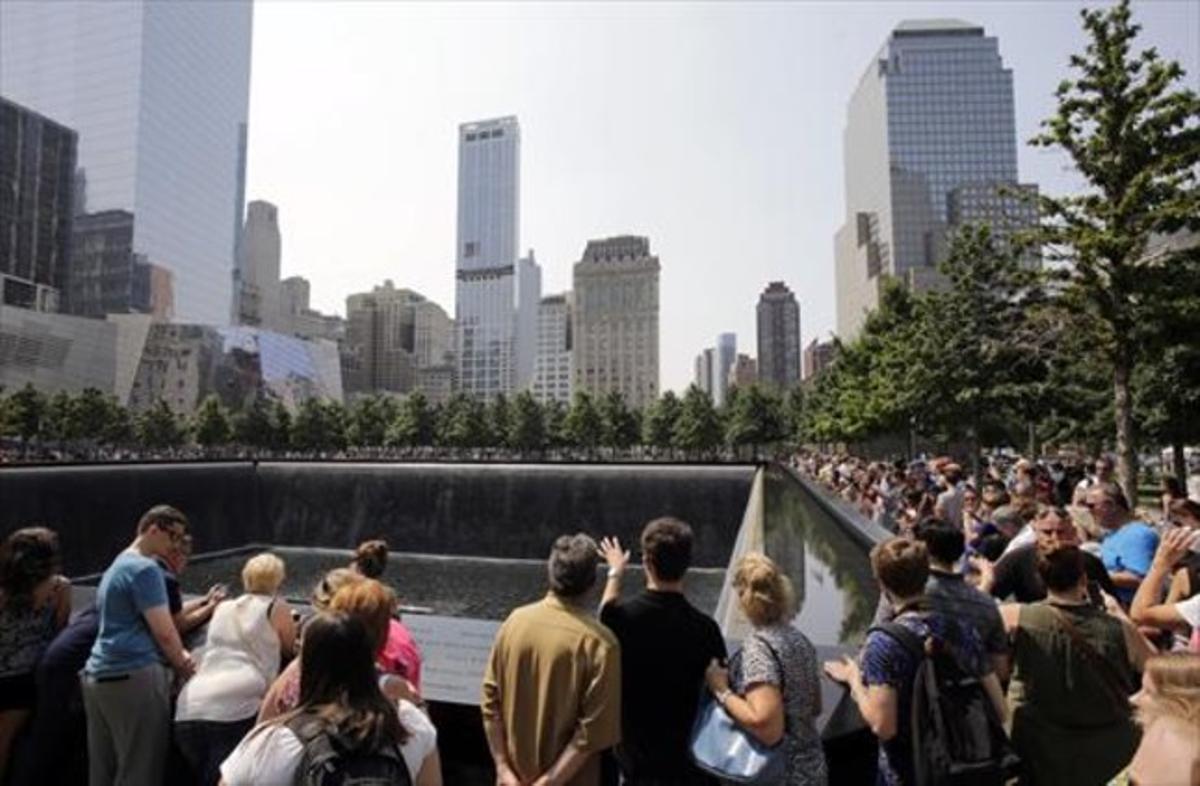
[834,19,1034,339]
[1,1,253,325]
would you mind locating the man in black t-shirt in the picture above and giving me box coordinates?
[599,518,726,786]
[974,505,1117,603]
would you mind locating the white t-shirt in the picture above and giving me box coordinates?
[219,700,436,785]
[1176,594,1200,628]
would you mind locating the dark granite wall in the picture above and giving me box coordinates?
[1,461,755,576]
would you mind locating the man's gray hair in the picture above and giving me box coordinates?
[547,533,599,598]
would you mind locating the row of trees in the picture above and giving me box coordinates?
[0,383,807,457]
[804,0,1200,500]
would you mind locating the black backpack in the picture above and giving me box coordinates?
[870,621,1019,786]
[284,712,413,786]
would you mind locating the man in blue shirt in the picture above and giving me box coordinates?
[1089,483,1159,606]
[81,505,197,786]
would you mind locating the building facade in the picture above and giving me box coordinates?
[729,353,758,391]
[279,276,345,343]
[532,293,573,405]
[235,200,282,329]
[0,98,77,313]
[756,281,801,390]
[713,332,737,408]
[455,116,539,401]
[834,19,1036,339]
[0,305,117,395]
[344,281,454,399]
[803,338,838,381]
[694,347,715,398]
[572,236,660,410]
[68,210,174,321]
[1,0,254,325]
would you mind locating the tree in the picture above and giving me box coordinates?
[543,399,569,449]
[387,391,436,447]
[1136,342,1200,484]
[725,384,786,454]
[508,391,546,452]
[348,395,396,447]
[487,394,512,449]
[599,390,639,450]
[270,400,293,450]
[3,383,45,449]
[66,388,113,442]
[291,398,346,452]
[672,385,722,456]
[564,391,603,450]
[102,396,134,445]
[137,399,187,449]
[438,393,487,448]
[43,391,73,444]
[642,391,681,449]
[1030,0,1200,501]
[232,397,276,449]
[783,387,806,444]
[192,394,232,447]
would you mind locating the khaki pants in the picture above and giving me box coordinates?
[81,663,171,786]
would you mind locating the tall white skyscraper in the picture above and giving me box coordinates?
[454,116,540,399]
[236,201,282,330]
[834,20,1034,339]
[1,1,254,325]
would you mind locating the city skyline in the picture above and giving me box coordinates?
[240,1,1198,394]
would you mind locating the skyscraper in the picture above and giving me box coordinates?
[803,338,838,381]
[235,201,282,330]
[834,19,1034,339]
[714,332,737,408]
[756,281,801,390]
[454,116,540,400]
[0,98,77,313]
[694,347,715,398]
[344,281,453,398]
[532,293,573,405]
[572,236,660,410]
[1,0,254,325]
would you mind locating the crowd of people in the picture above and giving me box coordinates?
[1,457,1199,785]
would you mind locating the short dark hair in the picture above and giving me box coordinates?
[641,517,693,582]
[1036,545,1085,592]
[870,537,929,598]
[352,539,389,579]
[0,527,61,607]
[913,517,965,564]
[547,533,599,598]
[136,504,188,535]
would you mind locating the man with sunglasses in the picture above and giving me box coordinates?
[82,505,197,786]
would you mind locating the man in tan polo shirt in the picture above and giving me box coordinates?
[481,533,621,786]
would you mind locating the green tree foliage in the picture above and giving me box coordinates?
[599,391,639,449]
[69,388,114,442]
[725,384,786,451]
[137,399,187,449]
[1135,343,1200,483]
[672,385,722,455]
[564,391,603,450]
[783,387,806,444]
[232,397,275,449]
[291,398,347,452]
[1030,0,1200,500]
[4,384,45,446]
[387,392,436,447]
[438,393,487,448]
[270,400,293,451]
[508,391,546,452]
[192,395,232,447]
[102,396,134,445]
[487,394,512,449]
[348,395,396,447]
[642,390,681,449]
[543,399,569,448]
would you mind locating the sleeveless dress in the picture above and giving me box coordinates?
[176,593,281,722]
[1007,602,1139,786]
[0,599,58,710]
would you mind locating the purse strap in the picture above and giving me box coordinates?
[1046,605,1131,714]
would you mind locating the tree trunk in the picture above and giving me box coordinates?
[968,422,983,490]
[1113,359,1139,509]
[1173,439,1186,489]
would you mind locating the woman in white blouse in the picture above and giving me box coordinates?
[175,553,297,786]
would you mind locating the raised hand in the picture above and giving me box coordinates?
[598,536,630,575]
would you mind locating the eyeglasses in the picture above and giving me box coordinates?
[157,524,186,544]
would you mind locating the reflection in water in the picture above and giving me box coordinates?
[181,547,726,621]
[763,467,878,647]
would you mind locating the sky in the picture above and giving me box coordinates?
[244,0,1199,394]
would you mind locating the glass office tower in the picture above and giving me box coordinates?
[1,1,254,325]
[834,19,1023,339]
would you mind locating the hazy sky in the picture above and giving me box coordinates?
[244,0,1199,393]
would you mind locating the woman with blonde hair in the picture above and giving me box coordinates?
[1122,653,1200,785]
[704,553,827,785]
[174,552,296,786]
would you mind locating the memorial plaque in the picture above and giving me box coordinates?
[403,615,501,705]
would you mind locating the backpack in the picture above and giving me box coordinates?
[284,712,412,786]
[870,620,1019,786]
